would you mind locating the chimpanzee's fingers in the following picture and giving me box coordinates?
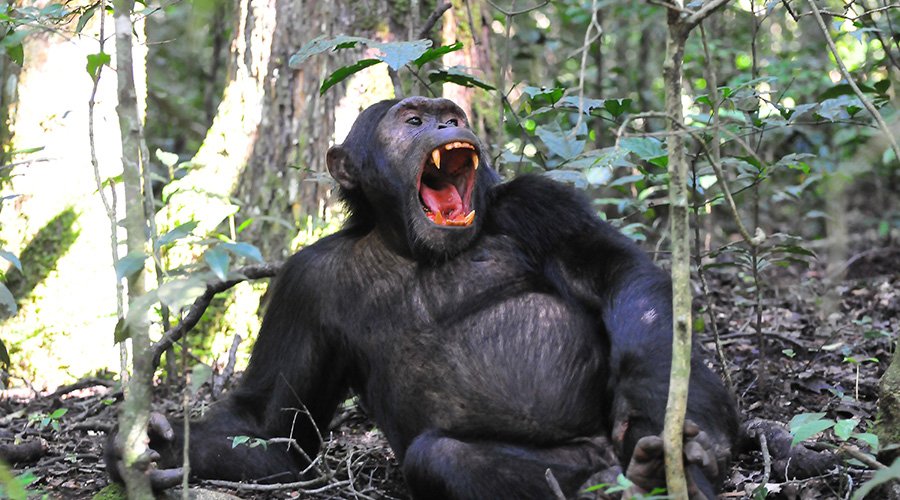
[149,467,184,490]
[149,412,175,441]
[684,440,709,467]
[631,435,664,462]
[683,419,701,438]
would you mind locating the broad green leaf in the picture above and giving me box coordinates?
[289,35,368,67]
[558,96,606,114]
[76,3,98,33]
[375,39,432,70]
[619,137,666,162]
[0,282,16,317]
[0,249,22,272]
[220,242,264,262]
[155,221,199,250]
[604,99,632,117]
[834,418,859,441]
[0,338,9,367]
[231,435,250,448]
[790,416,834,446]
[853,432,879,451]
[155,149,179,168]
[522,86,564,103]
[413,42,463,67]
[320,59,380,95]
[535,122,584,160]
[427,68,495,91]
[49,408,68,419]
[544,170,588,189]
[114,317,130,343]
[6,43,23,66]
[114,252,147,280]
[789,412,827,428]
[852,456,900,500]
[190,363,212,394]
[204,246,231,281]
[86,51,111,80]
[157,277,207,311]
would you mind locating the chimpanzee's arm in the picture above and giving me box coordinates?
[488,175,737,494]
[107,240,349,486]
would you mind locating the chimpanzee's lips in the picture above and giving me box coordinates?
[418,141,478,227]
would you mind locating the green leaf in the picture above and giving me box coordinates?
[49,408,68,419]
[818,83,875,100]
[289,35,368,67]
[789,414,834,446]
[190,363,212,394]
[231,435,250,448]
[114,252,147,280]
[319,59,381,95]
[0,249,22,272]
[204,246,231,281]
[155,221,199,250]
[76,3,98,33]
[522,86,565,103]
[834,418,858,441]
[427,68,495,91]
[86,51,111,80]
[155,149,179,168]
[619,137,666,162]
[375,39,432,70]
[535,122,584,160]
[874,80,891,94]
[0,338,9,368]
[603,99,631,117]
[852,456,900,500]
[853,432,879,451]
[6,43,23,66]
[220,242,263,262]
[413,42,463,67]
[113,318,130,343]
[157,277,207,311]
[0,282,16,317]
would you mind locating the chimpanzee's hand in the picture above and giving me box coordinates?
[105,411,184,490]
[624,420,718,500]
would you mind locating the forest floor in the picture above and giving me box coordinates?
[1,241,898,499]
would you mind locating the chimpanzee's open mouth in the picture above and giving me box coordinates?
[418,141,478,227]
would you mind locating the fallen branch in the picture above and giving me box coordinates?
[47,377,116,399]
[150,263,281,368]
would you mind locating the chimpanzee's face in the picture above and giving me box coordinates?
[374,97,489,258]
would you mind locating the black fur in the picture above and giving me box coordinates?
[107,98,738,498]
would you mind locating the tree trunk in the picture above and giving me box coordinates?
[112,0,154,496]
[662,9,691,499]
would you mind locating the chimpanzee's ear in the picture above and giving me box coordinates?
[326,145,356,190]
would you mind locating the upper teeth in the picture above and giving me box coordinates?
[430,142,479,170]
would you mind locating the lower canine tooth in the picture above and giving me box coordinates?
[472,154,479,170]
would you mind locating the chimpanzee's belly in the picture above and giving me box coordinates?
[362,289,609,447]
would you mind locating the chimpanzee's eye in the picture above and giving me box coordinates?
[446,118,459,127]
[406,116,422,126]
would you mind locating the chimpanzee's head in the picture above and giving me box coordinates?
[327,97,498,260]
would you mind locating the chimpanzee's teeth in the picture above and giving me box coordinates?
[432,150,441,169]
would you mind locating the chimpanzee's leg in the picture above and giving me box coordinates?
[402,430,614,500]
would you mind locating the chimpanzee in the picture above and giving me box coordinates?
[107,97,738,499]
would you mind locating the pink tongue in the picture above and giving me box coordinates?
[421,181,463,218]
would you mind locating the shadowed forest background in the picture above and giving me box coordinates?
[1,0,899,498]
